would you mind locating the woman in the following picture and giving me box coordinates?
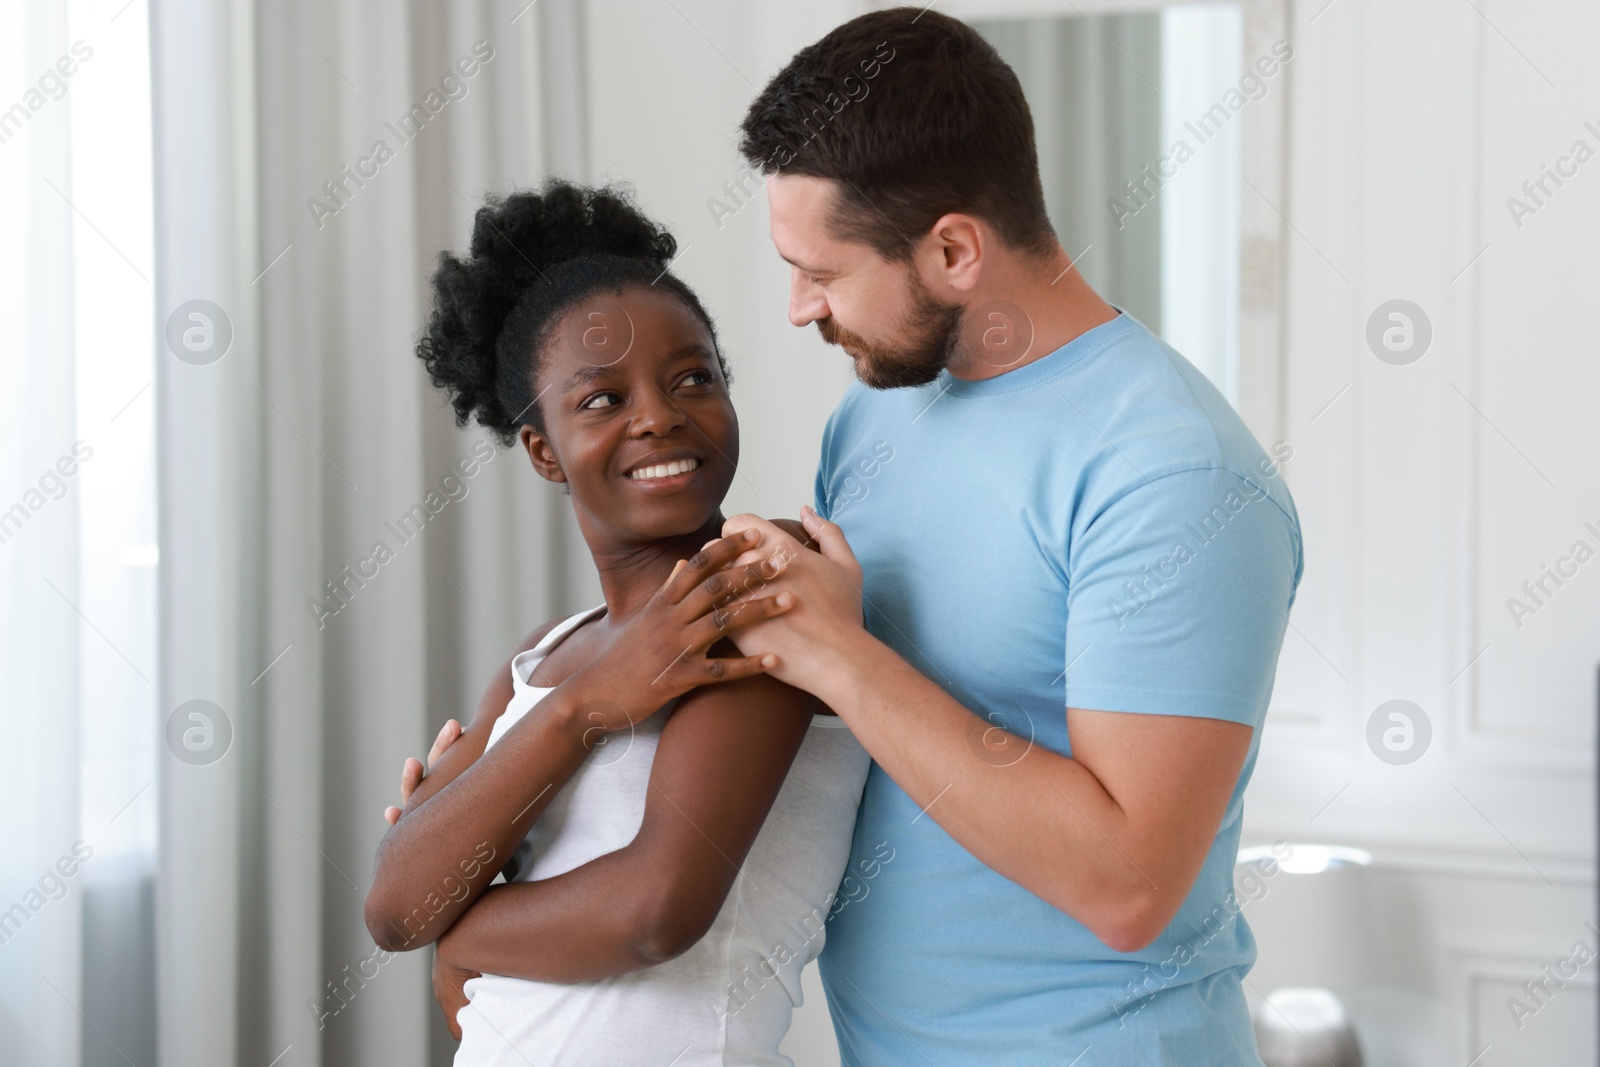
[364,181,870,1065]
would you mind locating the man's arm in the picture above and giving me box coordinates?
[808,633,1248,950]
[722,483,1294,951]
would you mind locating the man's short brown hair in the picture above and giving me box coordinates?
[739,8,1056,263]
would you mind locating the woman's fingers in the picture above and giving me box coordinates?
[642,593,793,693]
[694,651,780,685]
[426,719,461,768]
[399,757,424,806]
[659,529,761,604]
[625,530,799,699]
[696,559,791,617]
[432,954,471,1041]
[695,590,794,645]
[391,721,458,824]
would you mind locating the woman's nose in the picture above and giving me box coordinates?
[631,386,686,437]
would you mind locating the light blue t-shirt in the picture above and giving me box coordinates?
[814,311,1302,1066]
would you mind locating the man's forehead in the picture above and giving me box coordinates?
[769,174,834,228]
[768,175,846,266]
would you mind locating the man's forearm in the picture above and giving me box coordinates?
[809,636,1175,949]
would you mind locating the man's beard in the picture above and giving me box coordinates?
[815,274,963,390]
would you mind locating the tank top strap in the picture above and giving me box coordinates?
[513,604,607,689]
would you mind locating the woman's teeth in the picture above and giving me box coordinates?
[628,458,701,480]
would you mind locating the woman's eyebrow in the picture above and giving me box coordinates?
[561,363,616,392]
[560,344,714,392]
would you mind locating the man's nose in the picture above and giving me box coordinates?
[789,268,828,328]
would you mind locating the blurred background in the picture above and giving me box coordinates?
[1,0,1594,1064]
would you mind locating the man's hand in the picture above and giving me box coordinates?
[719,507,866,691]
[383,718,461,825]
[432,942,480,1041]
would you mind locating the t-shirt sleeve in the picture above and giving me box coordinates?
[813,452,831,522]
[1063,466,1302,727]
[813,405,841,521]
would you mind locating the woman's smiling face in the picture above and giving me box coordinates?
[519,285,738,546]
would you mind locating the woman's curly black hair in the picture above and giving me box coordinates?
[417,180,728,446]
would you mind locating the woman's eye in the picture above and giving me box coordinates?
[679,369,714,388]
[581,392,620,410]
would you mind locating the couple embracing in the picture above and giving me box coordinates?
[366,9,1302,1066]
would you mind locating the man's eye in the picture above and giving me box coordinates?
[581,392,620,410]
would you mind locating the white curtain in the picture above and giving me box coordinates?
[3,2,158,1065]
[0,2,85,1060]
[13,0,856,1062]
[152,1,589,1064]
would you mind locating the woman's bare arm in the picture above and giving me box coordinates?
[363,623,587,953]
[363,532,793,952]
[432,666,817,982]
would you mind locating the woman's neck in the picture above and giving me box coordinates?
[587,513,726,624]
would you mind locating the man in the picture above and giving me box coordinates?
[720,9,1302,1064]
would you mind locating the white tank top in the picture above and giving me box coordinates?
[454,605,870,1067]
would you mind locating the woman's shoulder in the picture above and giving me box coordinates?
[469,609,598,730]
[675,655,823,723]
[515,614,571,656]
[517,603,609,658]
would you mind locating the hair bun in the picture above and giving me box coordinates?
[468,181,678,286]
[417,180,719,447]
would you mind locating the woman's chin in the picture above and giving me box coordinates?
[624,501,724,545]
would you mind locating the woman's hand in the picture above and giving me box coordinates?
[381,531,796,819]
[432,942,479,1041]
[560,529,797,737]
[383,718,462,826]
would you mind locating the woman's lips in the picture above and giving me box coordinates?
[624,456,703,491]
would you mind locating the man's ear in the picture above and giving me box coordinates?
[921,212,984,293]
[519,425,566,484]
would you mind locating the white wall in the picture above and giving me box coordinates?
[1243,0,1598,1063]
